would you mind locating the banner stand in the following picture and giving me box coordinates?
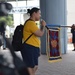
[46,27,62,63]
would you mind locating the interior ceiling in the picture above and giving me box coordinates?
[0,0,32,2]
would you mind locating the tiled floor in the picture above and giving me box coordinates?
[36,52,75,75]
[36,44,75,75]
[0,44,75,75]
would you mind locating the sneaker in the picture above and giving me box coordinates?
[72,49,75,51]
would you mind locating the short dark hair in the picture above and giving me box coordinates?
[27,7,40,16]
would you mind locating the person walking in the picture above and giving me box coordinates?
[71,24,75,51]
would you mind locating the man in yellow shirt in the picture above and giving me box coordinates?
[23,20,40,47]
[21,7,46,75]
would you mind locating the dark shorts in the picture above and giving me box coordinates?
[21,43,40,68]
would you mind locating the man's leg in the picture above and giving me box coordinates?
[34,66,38,73]
[3,38,6,49]
[28,68,35,75]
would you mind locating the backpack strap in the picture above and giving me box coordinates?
[23,19,34,43]
[24,33,33,43]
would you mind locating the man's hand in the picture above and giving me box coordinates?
[34,20,46,37]
[41,20,46,27]
[40,20,46,31]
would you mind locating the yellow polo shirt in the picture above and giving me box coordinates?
[23,20,40,47]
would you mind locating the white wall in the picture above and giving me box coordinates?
[67,0,75,25]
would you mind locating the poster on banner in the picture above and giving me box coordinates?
[46,28,62,62]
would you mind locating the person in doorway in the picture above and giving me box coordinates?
[71,24,75,51]
[21,7,46,75]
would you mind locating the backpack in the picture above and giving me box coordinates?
[12,19,33,51]
[12,24,24,51]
